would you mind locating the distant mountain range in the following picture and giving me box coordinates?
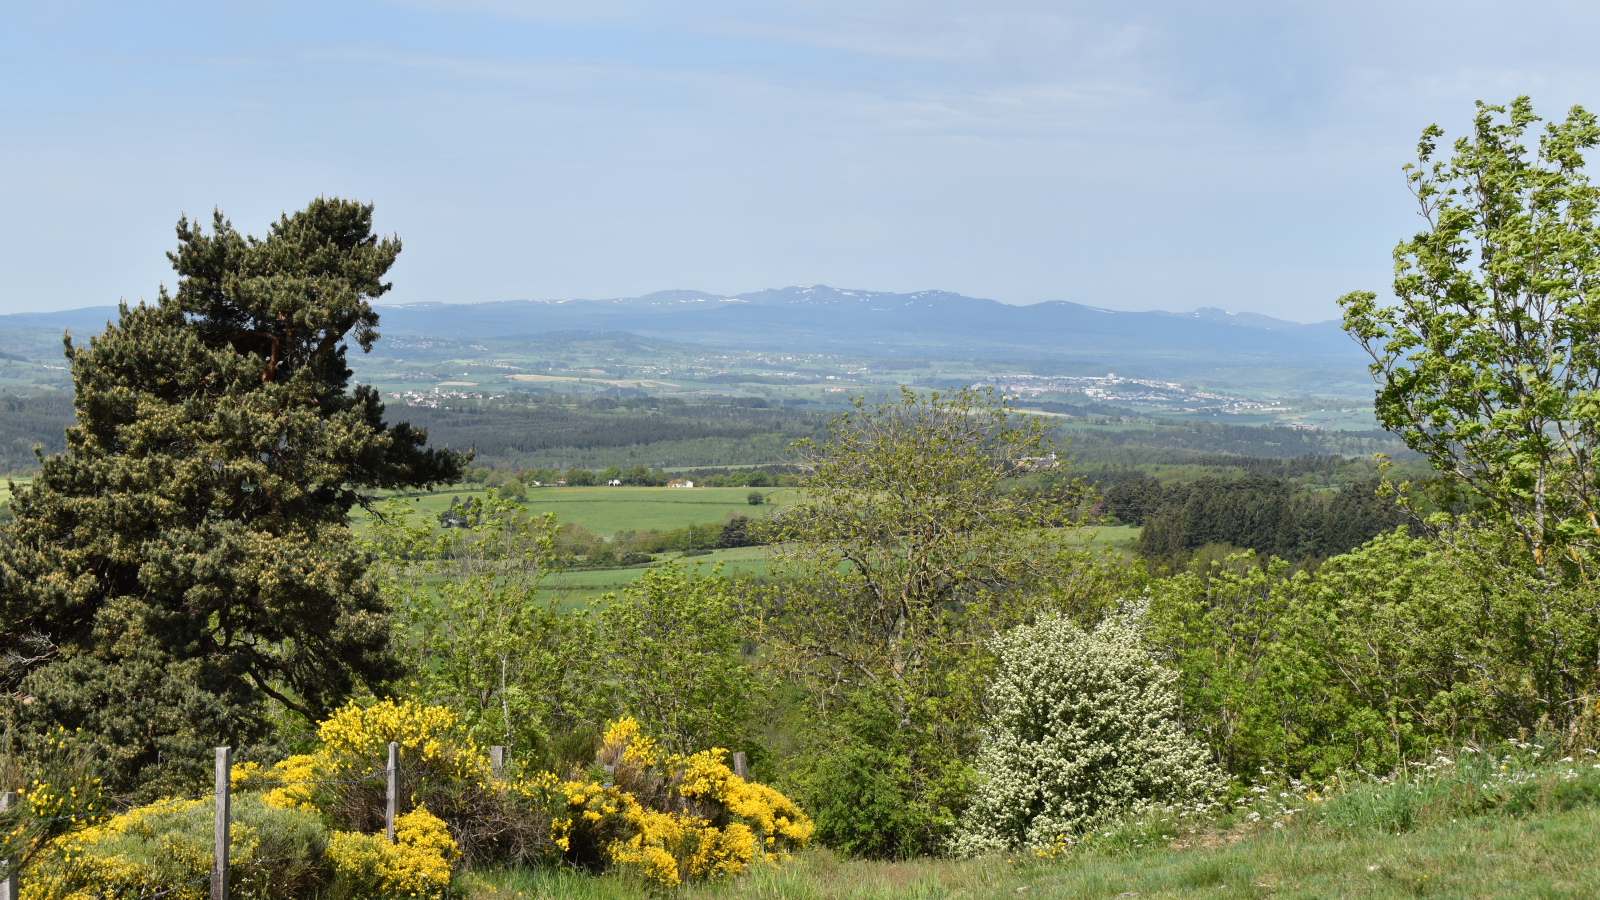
[0,286,1369,387]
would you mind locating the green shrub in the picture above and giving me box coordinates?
[808,739,932,861]
[952,614,1223,856]
[1146,531,1600,784]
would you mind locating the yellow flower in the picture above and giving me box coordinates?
[325,806,461,896]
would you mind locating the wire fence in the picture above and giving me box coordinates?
[0,741,463,900]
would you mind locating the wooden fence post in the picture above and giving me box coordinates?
[0,791,17,900]
[490,746,505,778]
[213,747,230,900]
[732,751,748,781]
[386,742,398,842]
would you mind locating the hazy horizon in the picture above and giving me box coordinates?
[0,286,1346,326]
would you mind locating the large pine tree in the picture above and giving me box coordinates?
[0,198,463,796]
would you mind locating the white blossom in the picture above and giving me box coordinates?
[951,614,1224,856]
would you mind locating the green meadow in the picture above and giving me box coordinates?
[367,486,799,604]
[380,484,795,536]
[465,805,1600,900]
[367,485,1139,605]
[525,528,1137,607]
[541,545,772,605]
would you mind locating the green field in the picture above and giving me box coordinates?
[371,487,1138,604]
[2,480,1134,604]
[376,485,796,537]
[538,526,1138,605]
[542,545,772,605]
[368,486,796,604]
[0,477,26,514]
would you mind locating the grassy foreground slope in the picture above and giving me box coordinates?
[466,805,1600,899]
[464,741,1600,898]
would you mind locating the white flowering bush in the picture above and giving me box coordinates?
[952,614,1224,856]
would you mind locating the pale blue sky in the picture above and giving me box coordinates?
[5,1,1600,321]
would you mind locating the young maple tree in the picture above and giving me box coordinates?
[0,198,463,795]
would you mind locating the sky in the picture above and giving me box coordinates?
[5,2,1600,322]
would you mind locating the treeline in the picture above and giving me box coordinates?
[680,464,805,486]
[1064,420,1416,460]
[393,395,829,468]
[1076,453,1382,491]
[574,513,766,563]
[0,391,71,475]
[1100,475,1409,563]
[1,385,1414,477]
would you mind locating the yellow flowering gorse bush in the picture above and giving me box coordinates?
[546,718,812,887]
[676,749,814,851]
[232,754,324,814]
[318,699,490,785]
[12,706,811,895]
[19,795,328,900]
[325,806,459,898]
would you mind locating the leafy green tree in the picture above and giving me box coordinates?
[715,515,756,549]
[1310,526,1600,758]
[587,563,759,757]
[1341,97,1600,574]
[1145,553,1353,779]
[1147,531,1600,779]
[366,495,580,759]
[748,386,1131,857]
[0,199,462,795]
[621,465,660,486]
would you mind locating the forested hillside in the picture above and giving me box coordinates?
[0,392,70,475]
[1102,475,1410,564]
